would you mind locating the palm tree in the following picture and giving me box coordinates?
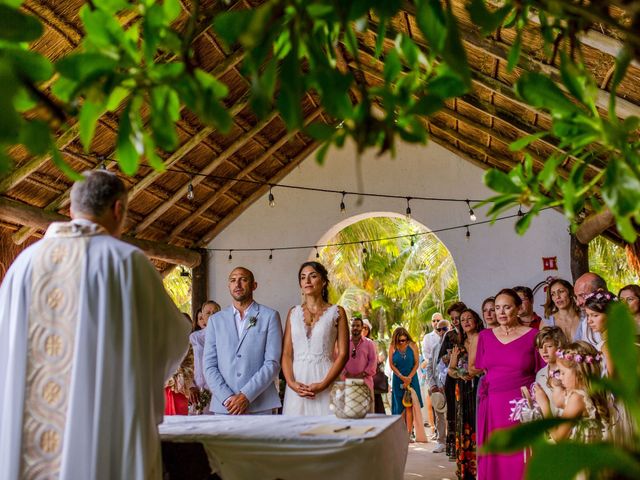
[589,236,640,293]
[163,267,192,314]
[320,216,459,340]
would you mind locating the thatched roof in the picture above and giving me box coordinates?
[2,0,639,273]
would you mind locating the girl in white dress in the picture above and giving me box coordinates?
[282,262,349,415]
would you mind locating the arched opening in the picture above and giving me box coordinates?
[313,212,459,340]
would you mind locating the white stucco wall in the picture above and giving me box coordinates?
[207,140,570,321]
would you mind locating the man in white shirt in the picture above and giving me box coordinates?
[421,312,443,431]
[426,319,451,453]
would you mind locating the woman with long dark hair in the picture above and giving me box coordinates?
[282,261,349,415]
[542,279,584,342]
[389,327,423,434]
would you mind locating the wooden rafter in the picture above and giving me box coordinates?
[167,107,324,241]
[134,110,280,235]
[198,141,320,246]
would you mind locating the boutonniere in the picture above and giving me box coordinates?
[247,316,258,329]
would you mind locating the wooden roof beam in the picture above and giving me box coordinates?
[167,107,324,241]
[134,110,280,234]
[0,197,200,267]
[198,141,320,246]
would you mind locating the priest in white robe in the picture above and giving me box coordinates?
[0,171,190,480]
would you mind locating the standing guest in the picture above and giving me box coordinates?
[514,286,542,329]
[534,342,611,445]
[422,312,443,431]
[189,300,221,413]
[584,290,618,376]
[475,289,543,480]
[481,297,497,328]
[165,313,196,415]
[389,327,424,436]
[0,171,189,480]
[426,319,451,453]
[343,317,378,397]
[534,327,568,416]
[282,262,349,415]
[542,279,585,342]
[448,309,484,480]
[362,318,373,338]
[437,302,467,457]
[204,267,283,415]
[373,349,390,414]
[618,284,640,334]
[574,272,607,344]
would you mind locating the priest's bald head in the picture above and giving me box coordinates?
[70,170,128,237]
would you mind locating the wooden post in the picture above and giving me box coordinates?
[191,249,209,321]
[570,234,589,283]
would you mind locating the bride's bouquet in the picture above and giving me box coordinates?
[509,384,542,423]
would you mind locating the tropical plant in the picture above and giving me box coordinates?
[589,236,640,294]
[319,216,459,340]
[163,267,192,314]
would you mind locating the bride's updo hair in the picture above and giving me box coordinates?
[298,261,330,302]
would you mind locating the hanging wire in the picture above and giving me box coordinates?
[340,191,346,214]
[465,225,471,240]
[405,197,412,219]
[466,199,476,222]
[268,186,275,208]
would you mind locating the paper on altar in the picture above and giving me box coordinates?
[300,424,376,436]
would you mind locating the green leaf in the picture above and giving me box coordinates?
[515,212,534,235]
[408,94,443,116]
[515,73,581,118]
[483,418,568,453]
[116,102,141,175]
[468,0,513,36]
[374,21,386,58]
[0,60,21,143]
[0,149,12,175]
[4,49,53,82]
[163,0,181,23]
[384,49,401,83]
[79,100,105,152]
[428,68,467,98]
[51,149,83,181]
[150,86,179,150]
[527,442,640,480]
[509,132,547,152]
[484,169,522,194]
[398,34,419,68]
[277,49,303,129]
[19,120,51,156]
[194,69,228,99]
[0,4,43,42]
[415,0,447,53]
[142,132,165,171]
[306,123,336,142]
[55,53,118,82]
[315,141,331,165]
[607,302,639,396]
[94,0,129,14]
[506,29,522,72]
[106,87,130,111]
[538,153,563,190]
[442,6,471,85]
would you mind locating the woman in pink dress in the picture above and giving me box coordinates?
[475,288,543,480]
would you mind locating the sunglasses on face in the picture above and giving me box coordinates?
[436,327,448,332]
[397,338,408,344]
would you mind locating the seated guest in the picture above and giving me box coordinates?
[534,326,568,416]
[514,285,542,329]
[342,317,378,405]
[426,319,451,453]
[189,300,221,413]
[618,284,640,335]
[542,279,585,342]
[165,313,196,415]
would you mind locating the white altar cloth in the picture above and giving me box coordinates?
[159,414,408,480]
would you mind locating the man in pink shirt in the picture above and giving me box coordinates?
[343,317,378,396]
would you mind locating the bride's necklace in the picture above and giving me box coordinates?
[303,303,326,326]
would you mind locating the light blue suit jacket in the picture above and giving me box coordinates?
[204,302,282,413]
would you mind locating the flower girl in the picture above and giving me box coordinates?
[534,341,610,443]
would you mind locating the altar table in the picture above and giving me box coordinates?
[160,414,408,480]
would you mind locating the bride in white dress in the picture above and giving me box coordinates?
[282,261,349,415]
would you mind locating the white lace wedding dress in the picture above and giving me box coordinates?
[282,304,339,416]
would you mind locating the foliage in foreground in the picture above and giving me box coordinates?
[1,1,640,242]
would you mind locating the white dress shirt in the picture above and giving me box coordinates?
[233,302,256,337]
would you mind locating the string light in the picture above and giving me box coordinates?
[361,242,367,255]
[228,250,233,262]
[410,235,415,247]
[517,204,524,217]
[467,199,476,222]
[340,191,346,214]
[465,225,471,240]
[187,181,195,201]
[315,246,320,259]
[268,249,273,262]
[405,197,412,219]
[268,187,275,208]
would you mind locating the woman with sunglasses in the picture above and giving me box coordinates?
[389,327,423,436]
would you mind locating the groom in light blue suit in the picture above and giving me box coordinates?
[204,267,283,414]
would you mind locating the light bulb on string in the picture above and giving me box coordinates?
[315,246,320,259]
[268,250,273,262]
[517,204,524,217]
[405,197,412,219]
[187,182,195,201]
[268,187,275,208]
[361,242,367,255]
[465,225,471,241]
[466,199,476,222]
[228,250,233,262]
[410,235,415,247]
[340,191,346,214]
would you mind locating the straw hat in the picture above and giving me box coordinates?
[431,391,446,413]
